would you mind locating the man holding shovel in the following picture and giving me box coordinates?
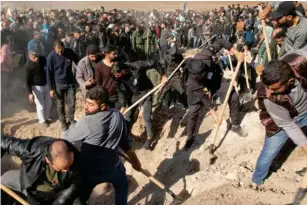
[64,86,142,205]
[253,54,307,205]
[1,136,85,205]
[184,33,245,150]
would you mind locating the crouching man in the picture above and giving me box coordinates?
[64,86,142,205]
[254,55,307,205]
[1,136,85,205]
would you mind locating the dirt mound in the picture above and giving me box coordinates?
[1,70,306,205]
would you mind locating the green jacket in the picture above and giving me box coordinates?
[145,32,157,55]
[270,39,286,60]
[132,31,145,50]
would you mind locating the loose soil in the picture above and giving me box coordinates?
[1,70,306,205]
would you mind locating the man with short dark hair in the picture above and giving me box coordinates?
[270,1,307,51]
[254,56,307,204]
[159,22,173,61]
[47,40,79,131]
[1,136,84,205]
[25,50,52,127]
[64,86,142,205]
[27,31,45,59]
[76,44,99,98]
[70,29,86,58]
[95,45,126,110]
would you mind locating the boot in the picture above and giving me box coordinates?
[231,125,248,137]
[184,136,195,151]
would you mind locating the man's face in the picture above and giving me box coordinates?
[276,15,290,26]
[276,36,285,45]
[266,79,294,95]
[74,32,80,39]
[125,25,130,33]
[29,54,39,63]
[58,28,64,34]
[85,26,90,32]
[161,23,165,29]
[34,34,40,40]
[88,54,97,62]
[107,51,118,61]
[55,45,64,55]
[65,36,72,43]
[84,98,101,115]
[45,152,74,172]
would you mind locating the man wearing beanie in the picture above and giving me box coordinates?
[76,44,99,98]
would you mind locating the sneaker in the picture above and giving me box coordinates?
[61,122,68,132]
[184,137,195,151]
[143,138,153,150]
[231,125,248,137]
[249,182,264,191]
[40,122,49,127]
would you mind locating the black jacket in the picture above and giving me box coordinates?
[118,60,163,94]
[70,38,86,58]
[25,56,48,94]
[1,136,83,205]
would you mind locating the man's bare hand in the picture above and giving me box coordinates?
[236,52,245,63]
[50,90,55,98]
[161,75,168,84]
[85,78,95,88]
[28,94,34,103]
[120,107,127,114]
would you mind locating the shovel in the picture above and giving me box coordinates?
[227,54,239,94]
[154,35,217,97]
[208,62,242,164]
[243,49,254,102]
[1,184,30,205]
[118,150,183,204]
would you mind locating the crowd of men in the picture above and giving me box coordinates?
[1,1,307,205]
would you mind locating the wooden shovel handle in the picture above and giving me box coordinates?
[1,184,30,205]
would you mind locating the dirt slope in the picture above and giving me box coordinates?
[1,70,306,205]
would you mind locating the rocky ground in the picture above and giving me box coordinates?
[1,69,306,205]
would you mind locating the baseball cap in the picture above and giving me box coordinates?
[270,2,296,20]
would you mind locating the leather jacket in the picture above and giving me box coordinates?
[1,136,83,205]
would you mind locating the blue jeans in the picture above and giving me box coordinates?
[252,113,307,184]
[193,37,200,48]
[220,56,229,68]
[82,163,128,205]
[224,34,230,41]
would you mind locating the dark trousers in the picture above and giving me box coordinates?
[187,102,203,138]
[55,84,76,123]
[228,89,240,125]
[125,92,153,138]
[81,163,128,205]
[159,45,169,61]
[1,170,85,205]
[109,95,123,110]
[160,75,188,108]
[186,89,241,138]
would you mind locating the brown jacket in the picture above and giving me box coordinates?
[257,70,307,137]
